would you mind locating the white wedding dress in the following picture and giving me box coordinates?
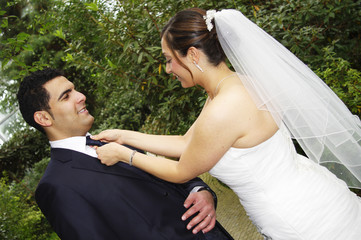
[209,125,361,240]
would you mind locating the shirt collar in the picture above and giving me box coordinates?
[49,133,97,158]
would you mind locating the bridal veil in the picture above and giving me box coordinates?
[213,9,361,188]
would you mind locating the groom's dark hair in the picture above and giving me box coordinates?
[17,68,63,134]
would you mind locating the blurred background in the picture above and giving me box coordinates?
[0,0,360,239]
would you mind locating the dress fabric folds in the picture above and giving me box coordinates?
[209,126,361,240]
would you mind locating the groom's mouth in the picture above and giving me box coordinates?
[78,107,88,114]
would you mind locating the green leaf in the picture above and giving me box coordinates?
[22,44,33,52]
[123,40,130,52]
[16,32,29,41]
[53,28,65,40]
[62,53,73,62]
[106,58,117,69]
[84,3,99,12]
[137,52,144,64]
[1,18,8,28]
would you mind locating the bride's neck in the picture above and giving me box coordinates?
[200,63,234,99]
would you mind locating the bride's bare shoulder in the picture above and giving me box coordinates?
[217,77,256,107]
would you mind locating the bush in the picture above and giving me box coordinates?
[0,158,58,240]
[315,47,361,117]
[0,128,49,180]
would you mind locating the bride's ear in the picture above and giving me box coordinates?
[34,111,53,127]
[187,46,200,63]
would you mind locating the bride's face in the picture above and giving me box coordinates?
[161,38,194,88]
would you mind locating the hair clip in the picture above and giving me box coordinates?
[203,10,217,32]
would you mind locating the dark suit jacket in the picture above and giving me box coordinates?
[35,148,230,240]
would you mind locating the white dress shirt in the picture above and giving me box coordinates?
[49,133,98,158]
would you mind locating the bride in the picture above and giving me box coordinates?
[93,8,361,239]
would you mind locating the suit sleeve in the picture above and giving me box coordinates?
[180,177,218,207]
[181,177,208,192]
[35,182,108,240]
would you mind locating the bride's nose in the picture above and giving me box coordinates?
[165,64,172,74]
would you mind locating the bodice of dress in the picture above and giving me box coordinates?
[209,127,361,240]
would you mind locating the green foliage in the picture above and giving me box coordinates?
[0,128,49,179]
[0,178,42,239]
[315,47,361,116]
[251,0,361,70]
[0,158,58,240]
[94,87,148,132]
[0,0,58,112]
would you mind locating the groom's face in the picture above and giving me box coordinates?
[43,76,94,139]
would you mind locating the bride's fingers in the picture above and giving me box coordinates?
[90,134,101,140]
[92,130,122,142]
[91,133,111,142]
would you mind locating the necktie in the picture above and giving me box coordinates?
[85,136,145,153]
[86,136,108,146]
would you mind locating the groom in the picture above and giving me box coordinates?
[17,68,233,240]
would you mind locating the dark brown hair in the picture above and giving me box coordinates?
[161,8,226,73]
[17,68,63,134]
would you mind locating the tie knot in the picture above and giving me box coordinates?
[86,136,145,154]
[86,136,108,146]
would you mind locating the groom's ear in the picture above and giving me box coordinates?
[34,110,53,128]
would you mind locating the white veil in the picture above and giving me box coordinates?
[214,9,361,188]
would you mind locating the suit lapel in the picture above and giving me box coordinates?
[51,148,157,183]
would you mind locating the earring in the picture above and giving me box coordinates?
[193,61,204,72]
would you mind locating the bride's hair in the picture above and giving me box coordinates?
[161,8,226,67]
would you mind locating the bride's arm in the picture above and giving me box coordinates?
[93,98,212,158]
[128,99,245,182]
[113,128,195,158]
[92,118,198,158]
[96,89,258,183]
[95,114,222,183]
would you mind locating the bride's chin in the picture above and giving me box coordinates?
[181,83,194,88]
[179,81,188,88]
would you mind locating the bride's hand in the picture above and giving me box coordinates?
[91,129,124,144]
[96,143,131,166]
